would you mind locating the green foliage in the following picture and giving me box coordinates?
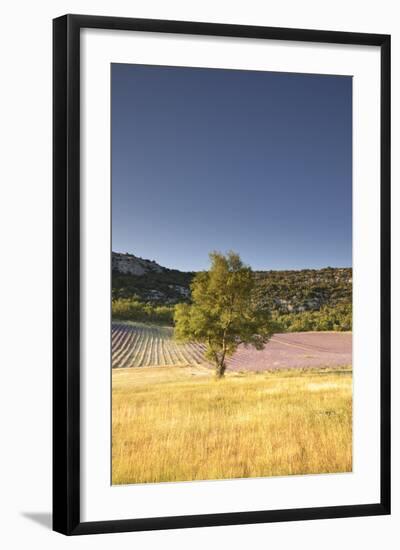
[112,269,193,303]
[112,298,174,325]
[112,263,352,313]
[271,304,352,332]
[254,268,352,312]
[111,252,352,335]
[174,251,273,377]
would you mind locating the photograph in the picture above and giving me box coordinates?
[110,62,353,485]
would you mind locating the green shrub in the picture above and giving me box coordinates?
[112,298,174,325]
[271,304,352,332]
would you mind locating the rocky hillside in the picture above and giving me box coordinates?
[112,252,192,303]
[112,252,165,276]
[112,252,352,313]
[254,268,351,313]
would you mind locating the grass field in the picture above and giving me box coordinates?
[112,365,352,485]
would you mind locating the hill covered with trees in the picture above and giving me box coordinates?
[112,252,352,331]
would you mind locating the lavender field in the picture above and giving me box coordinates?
[112,321,352,371]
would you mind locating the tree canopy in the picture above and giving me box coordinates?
[174,251,273,377]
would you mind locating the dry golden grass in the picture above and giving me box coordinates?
[112,365,352,484]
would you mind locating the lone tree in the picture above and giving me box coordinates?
[174,251,273,378]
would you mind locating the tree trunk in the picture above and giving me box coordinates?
[215,339,227,379]
[215,359,226,379]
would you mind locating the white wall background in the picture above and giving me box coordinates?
[0,0,398,548]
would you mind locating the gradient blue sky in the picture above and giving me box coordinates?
[112,64,352,272]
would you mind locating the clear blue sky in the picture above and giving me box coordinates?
[112,64,352,272]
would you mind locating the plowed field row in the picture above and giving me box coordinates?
[112,322,352,370]
[112,322,207,368]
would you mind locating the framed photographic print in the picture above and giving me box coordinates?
[53,14,391,535]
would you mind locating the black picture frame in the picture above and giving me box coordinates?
[53,14,391,536]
